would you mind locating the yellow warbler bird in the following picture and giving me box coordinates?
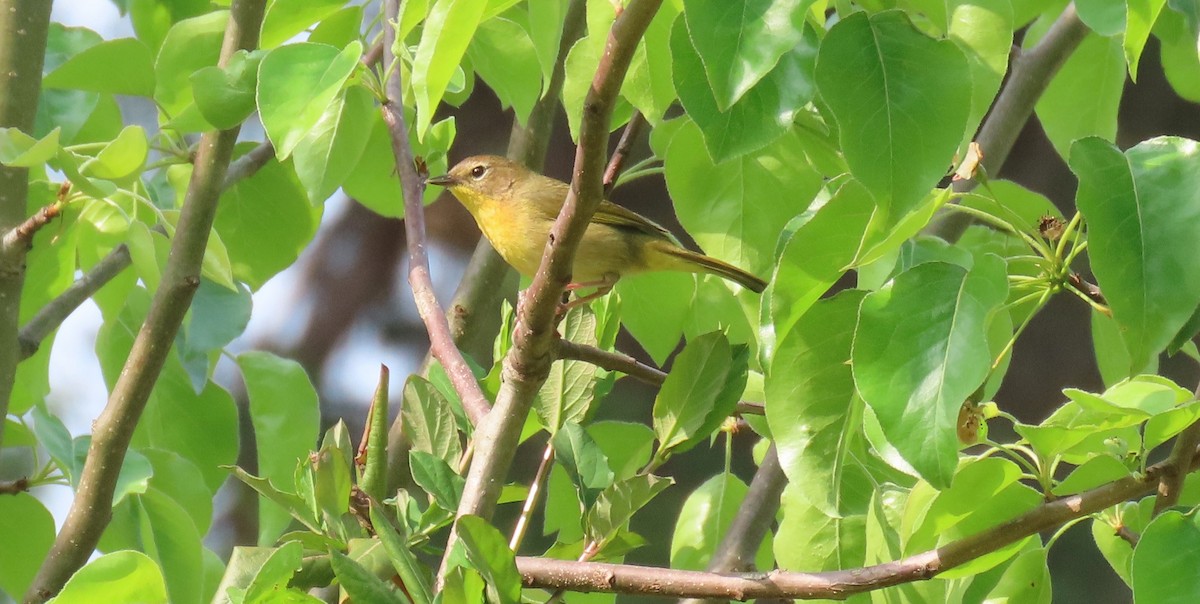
[426,155,767,301]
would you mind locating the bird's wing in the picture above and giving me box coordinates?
[592,201,677,242]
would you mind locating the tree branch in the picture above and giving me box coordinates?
[928,2,1089,241]
[23,2,268,600]
[518,444,1200,599]
[554,339,666,386]
[443,0,663,580]
[379,0,492,427]
[1153,377,1200,515]
[0,0,53,451]
[14,140,276,362]
[603,111,645,192]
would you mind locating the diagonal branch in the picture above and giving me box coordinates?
[518,443,1200,600]
[15,141,275,361]
[929,2,1089,242]
[443,0,664,580]
[23,1,268,600]
[379,0,492,427]
[1153,374,1200,515]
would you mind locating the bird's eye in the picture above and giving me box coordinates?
[470,165,487,179]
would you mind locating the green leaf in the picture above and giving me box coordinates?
[455,516,522,604]
[552,422,615,509]
[225,466,322,533]
[979,546,1053,603]
[527,0,568,87]
[43,37,156,96]
[412,0,489,138]
[467,18,541,126]
[257,41,362,159]
[614,271,695,365]
[215,145,323,290]
[139,372,240,492]
[370,505,434,604]
[1032,27,1123,159]
[907,458,1040,578]
[141,450,213,535]
[260,0,347,48]
[653,332,734,455]
[680,0,813,110]
[0,127,60,167]
[584,474,673,549]
[53,551,168,604]
[767,290,863,516]
[178,279,252,390]
[534,306,600,433]
[402,375,463,466]
[84,125,148,180]
[853,255,1009,487]
[1070,136,1200,372]
[136,489,206,604]
[664,118,822,279]
[292,84,375,203]
[768,181,872,349]
[774,476,868,571]
[948,0,1013,148]
[329,551,406,603]
[1076,0,1127,35]
[238,351,321,544]
[1052,455,1133,496]
[190,50,263,130]
[1132,511,1200,603]
[311,5,366,48]
[410,450,465,511]
[670,17,817,161]
[1126,0,1169,79]
[1158,8,1200,102]
[154,11,228,125]
[815,10,971,221]
[671,473,768,571]
[0,493,55,598]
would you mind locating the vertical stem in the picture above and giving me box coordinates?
[24,1,268,600]
[0,0,53,449]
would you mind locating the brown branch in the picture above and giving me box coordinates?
[1153,378,1200,515]
[518,444,1200,599]
[379,0,491,427]
[23,1,268,601]
[0,477,29,495]
[439,0,587,363]
[18,244,131,359]
[928,2,1088,242]
[0,0,52,452]
[3,202,61,250]
[554,339,666,386]
[1114,524,1140,547]
[15,140,276,362]
[603,111,645,192]
[443,0,664,581]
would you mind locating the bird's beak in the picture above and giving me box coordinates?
[426,173,456,186]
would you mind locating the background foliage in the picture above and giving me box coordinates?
[3,0,1200,602]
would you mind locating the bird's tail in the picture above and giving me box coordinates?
[653,243,767,293]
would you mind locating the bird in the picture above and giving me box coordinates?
[426,155,767,306]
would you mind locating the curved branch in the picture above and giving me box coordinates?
[23,2,268,600]
[553,339,666,386]
[379,2,492,427]
[518,444,1200,599]
[443,0,664,580]
[929,2,1089,241]
[1153,377,1200,515]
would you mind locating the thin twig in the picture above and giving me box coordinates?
[518,444,1200,599]
[0,477,29,495]
[443,0,664,583]
[379,0,491,427]
[927,3,1088,242]
[603,111,645,193]
[509,440,555,551]
[554,339,666,385]
[3,202,61,250]
[23,2,268,600]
